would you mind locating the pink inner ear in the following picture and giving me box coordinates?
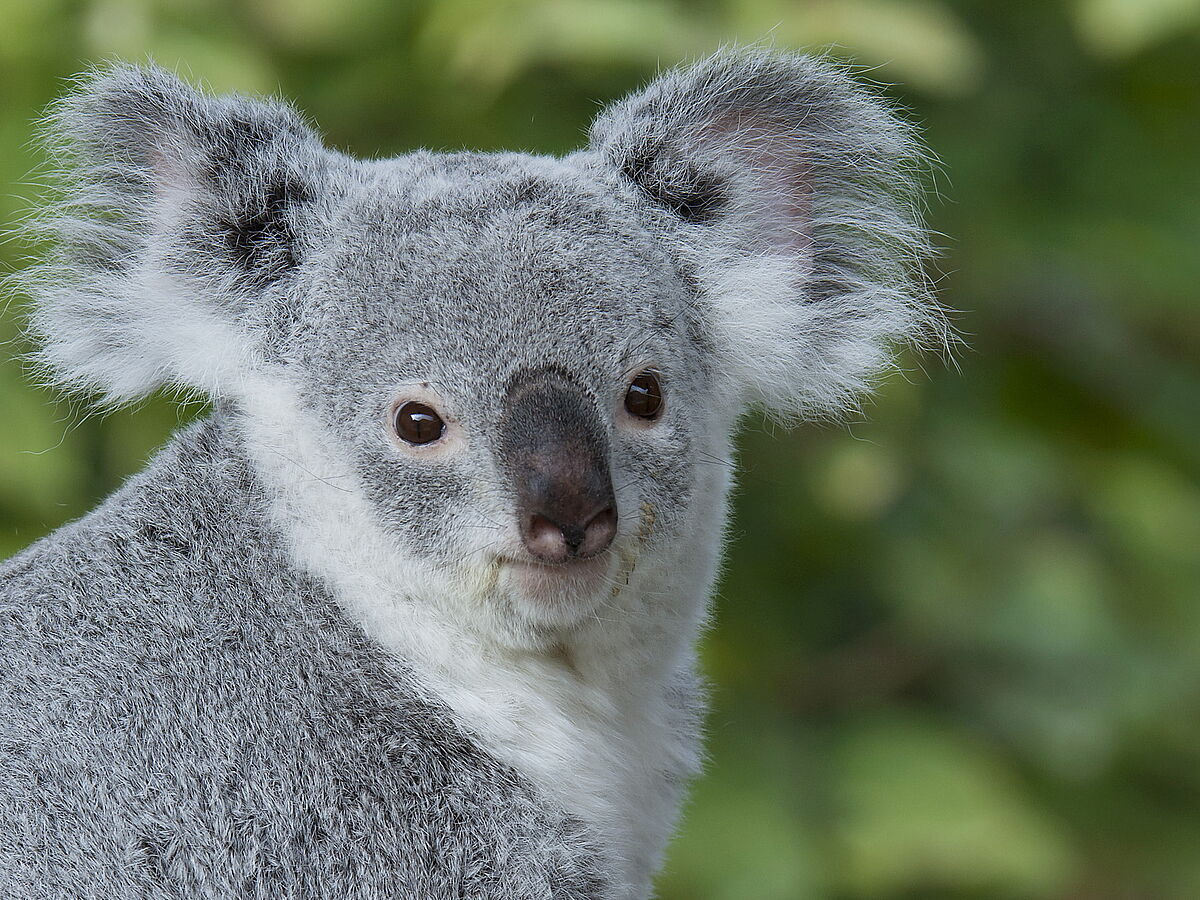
[698,112,814,255]
[146,140,197,206]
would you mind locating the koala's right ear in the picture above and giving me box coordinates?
[589,51,941,421]
[16,64,336,404]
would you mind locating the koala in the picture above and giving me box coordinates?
[0,51,937,899]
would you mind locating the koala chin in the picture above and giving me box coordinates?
[1,51,941,898]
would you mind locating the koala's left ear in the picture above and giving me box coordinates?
[18,64,338,404]
[590,51,942,419]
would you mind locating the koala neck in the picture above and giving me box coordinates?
[235,377,732,897]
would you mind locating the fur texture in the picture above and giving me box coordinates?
[3,51,938,898]
[0,418,611,898]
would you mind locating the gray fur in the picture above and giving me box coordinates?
[3,50,938,897]
[0,416,609,898]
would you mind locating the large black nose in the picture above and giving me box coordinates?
[498,369,617,564]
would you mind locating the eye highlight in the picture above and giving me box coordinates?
[624,370,664,420]
[394,401,445,445]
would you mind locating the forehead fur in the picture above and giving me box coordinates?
[298,152,693,391]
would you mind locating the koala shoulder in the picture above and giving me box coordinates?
[0,419,614,898]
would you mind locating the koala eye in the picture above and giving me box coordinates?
[394,401,446,445]
[624,370,664,420]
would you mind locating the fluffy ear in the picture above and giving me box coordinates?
[17,64,334,404]
[590,50,941,419]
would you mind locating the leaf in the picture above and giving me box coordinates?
[833,714,1078,896]
[1075,0,1200,57]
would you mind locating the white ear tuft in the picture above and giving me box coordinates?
[11,64,332,405]
[592,49,945,420]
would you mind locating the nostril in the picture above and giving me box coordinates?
[526,514,570,563]
[579,506,617,558]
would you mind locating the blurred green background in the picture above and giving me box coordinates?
[2,0,1199,896]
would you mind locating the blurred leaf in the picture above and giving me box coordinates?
[249,0,399,51]
[834,715,1078,895]
[82,0,155,59]
[809,439,906,521]
[732,0,985,96]
[418,0,714,91]
[0,0,73,65]
[1089,454,1200,570]
[1075,0,1200,57]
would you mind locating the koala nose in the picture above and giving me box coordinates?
[498,368,618,564]
[526,506,618,564]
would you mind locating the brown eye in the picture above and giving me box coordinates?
[624,371,663,420]
[394,401,445,445]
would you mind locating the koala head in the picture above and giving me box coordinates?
[19,53,938,648]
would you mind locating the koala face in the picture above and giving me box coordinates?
[20,54,938,645]
[284,153,716,632]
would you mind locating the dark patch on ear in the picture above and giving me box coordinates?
[219,175,311,286]
[620,151,725,224]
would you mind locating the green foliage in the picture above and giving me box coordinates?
[2,1,1198,896]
